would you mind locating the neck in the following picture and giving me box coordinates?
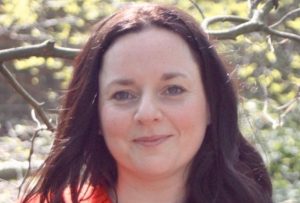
[114,168,187,203]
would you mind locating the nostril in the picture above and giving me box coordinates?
[134,99,162,124]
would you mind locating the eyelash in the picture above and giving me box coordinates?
[111,91,137,101]
[163,85,186,96]
[111,85,186,102]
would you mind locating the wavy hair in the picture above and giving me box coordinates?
[22,3,272,203]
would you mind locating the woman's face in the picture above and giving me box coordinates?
[99,27,209,180]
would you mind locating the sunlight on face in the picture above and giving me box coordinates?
[99,27,210,180]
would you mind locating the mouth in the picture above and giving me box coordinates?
[132,135,173,147]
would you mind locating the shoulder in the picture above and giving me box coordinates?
[18,185,112,203]
[71,185,112,203]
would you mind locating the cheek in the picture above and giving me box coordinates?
[100,105,130,138]
[100,105,132,160]
[168,98,209,158]
[169,99,209,133]
[166,100,208,166]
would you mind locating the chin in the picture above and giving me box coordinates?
[132,163,180,179]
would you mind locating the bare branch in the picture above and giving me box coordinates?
[276,87,300,125]
[10,16,80,33]
[0,40,79,131]
[201,0,300,42]
[278,99,297,125]
[264,27,300,42]
[270,8,300,28]
[18,128,46,196]
[202,18,263,40]
[260,0,277,19]
[202,15,249,29]
[0,63,55,131]
[0,40,79,62]
[189,0,205,20]
[0,16,82,43]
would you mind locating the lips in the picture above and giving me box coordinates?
[132,135,172,147]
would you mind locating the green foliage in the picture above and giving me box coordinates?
[1,0,300,202]
[240,101,300,202]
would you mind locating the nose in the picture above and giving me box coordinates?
[133,93,163,125]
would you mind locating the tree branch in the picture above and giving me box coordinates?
[264,27,300,42]
[0,1,299,132]
[202,18,263,40]
[270,8,300,28]
[201,0,300,42]
[259,0,276,20]
[0,63,55,131]
[0,40,79,62]
[9,16,80,33]
[189,0,205,20]
[202,15,249,29]
[0,40,79,130]
[18,128,49,195]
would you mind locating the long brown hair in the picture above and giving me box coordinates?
[22,3,272,203]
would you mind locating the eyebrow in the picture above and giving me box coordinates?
[107,78,135,87]
[106,72,188,88]
[161,72,188,81]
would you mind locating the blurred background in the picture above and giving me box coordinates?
[0,0,299,202]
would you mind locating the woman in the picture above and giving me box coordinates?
[21,3,273,203]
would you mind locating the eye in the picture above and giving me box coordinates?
[164,85,186,96]
[112,91,137,101]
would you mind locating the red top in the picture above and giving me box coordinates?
[19,186,112,203]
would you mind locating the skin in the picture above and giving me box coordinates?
[99,27,210,203]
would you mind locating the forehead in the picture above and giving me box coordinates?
[99,27,201,88]
[100,27,200,81]
[105,27,191,57]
